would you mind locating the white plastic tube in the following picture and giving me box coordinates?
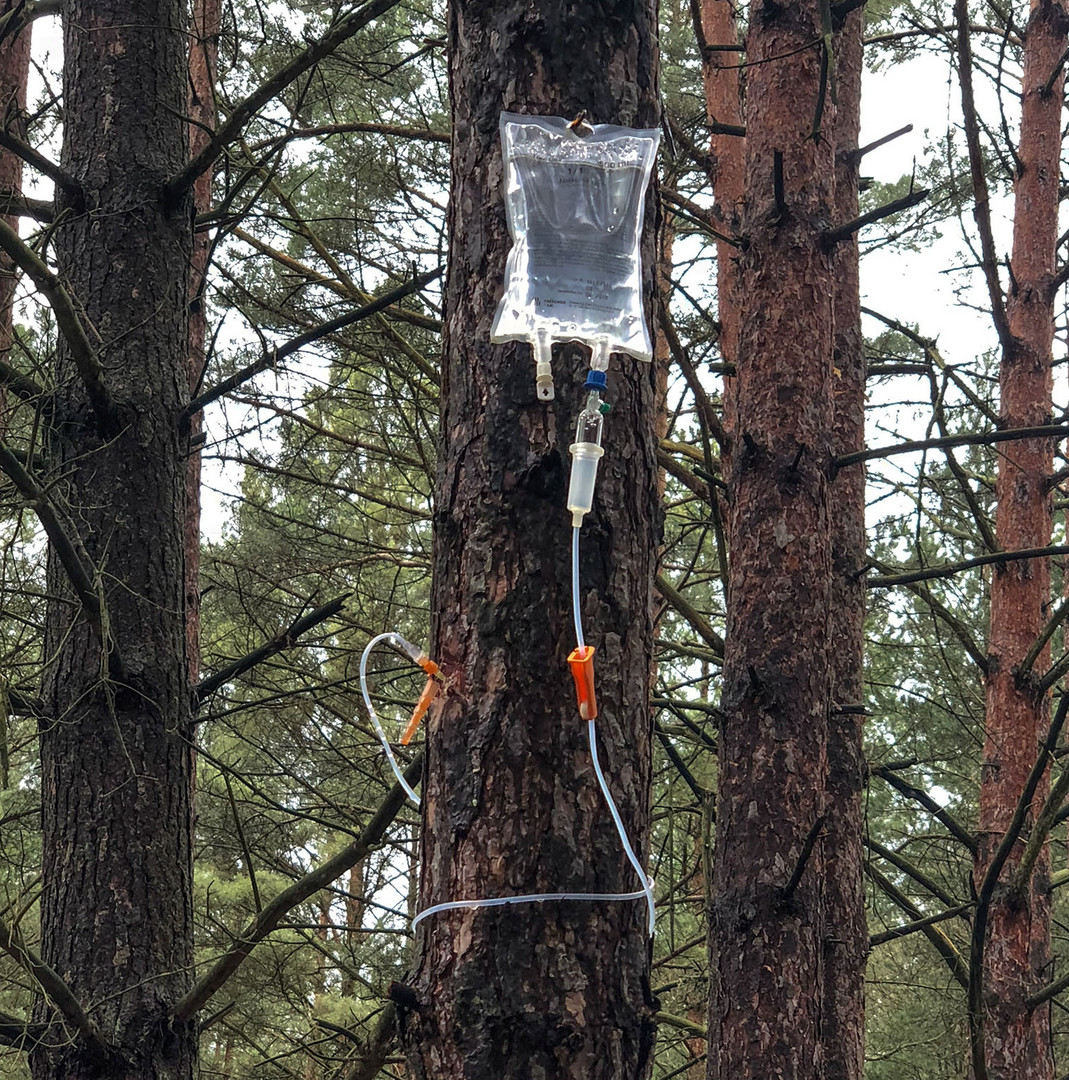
[572,525,585,656]
[360,632,422,806]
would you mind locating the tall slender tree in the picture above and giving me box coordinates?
[401,2,661,1077]
[960,0,1067,1074]
[707,0,836,1076]
[30,2,195,1077]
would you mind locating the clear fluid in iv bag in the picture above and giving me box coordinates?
[490,114,660,361]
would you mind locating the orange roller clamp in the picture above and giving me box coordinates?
[567,645,597,720]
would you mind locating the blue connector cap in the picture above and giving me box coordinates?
[584,369,608,392]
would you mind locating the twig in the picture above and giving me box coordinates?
[778,815,825,907]
[848,123,913,162]
[835,423,1069,471]
[869,545,1069,589]
[654,574,725,657]
[955,0,1013,353]
[164,0,403,201]
[193,593,350,707]
[172,752,423,1021]
[0,440,107,647]
[822,187,929,247]
[0,218,112,429]
[870,764,977,852]
[0,916,111,1061]
[184,268,441,419]
[869,903,975,947]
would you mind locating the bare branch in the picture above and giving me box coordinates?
[184,267,442,419]
[870,764,977,852]
[194,593,350,707]
[171,752,423,1021]
[0,218,113,428]
[0,440,107,645]
[868,545,1069,589]
[654,573,725,657]
[0,916,110,1060]
[164,0,403,201]
[822,187,929,247]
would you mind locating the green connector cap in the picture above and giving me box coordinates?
[598,402,611,415]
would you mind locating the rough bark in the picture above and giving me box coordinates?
[823,11,867,1080]
[707,0,835,1076]
[185,0,221,685]
[0,0,30,433]
[402,3,660,1078]
[975,1,1066,1076]
[31,3,195,1078]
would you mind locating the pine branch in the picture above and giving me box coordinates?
[0,440,107,647]
[866,864,968,986]
[0,190,52,222]
[171,752,423,1021]
[822,187,929,247]
[835,423,1069,471]
[184,267,441,419]
[0,916,110,1060]
[654,574,725,657]
[869,903,975,947]
[1019,592,1069,682]
[0,1007,45,1049]
[0,218,112,428]
[661,187,740,247]
[164,0,403,202]
[339,1003,397,1080]
[870,764,977,852]
[0,127,80,204]
[654,1011,707,1038]
[1008,756,1069,901]
[868,545,1069,589]
[0,354,44,403]
[848,123,913,163]
[864,836,963,908]
[193,593,350,707]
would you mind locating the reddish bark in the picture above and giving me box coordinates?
[822,10,867,1080]
[401,3,660,1077]
[707,1,836,1076]
[975,1,1067,1076]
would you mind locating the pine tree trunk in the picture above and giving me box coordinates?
[823,12,867,1080]
[185,0,221,686]
[401,3,660,1077]
[975,0,1066,1075]
[0,0,30,434]
[707,0,835,1075]
[31,3,195,1078]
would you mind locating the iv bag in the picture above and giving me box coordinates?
[490,113,661,361]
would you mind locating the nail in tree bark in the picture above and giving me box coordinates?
[31,2,195,1077]
[708,0,835,1075]
[401,2,661,1077]
[974,0,1066,1075]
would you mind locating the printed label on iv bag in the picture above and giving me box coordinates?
[490,114,660,360]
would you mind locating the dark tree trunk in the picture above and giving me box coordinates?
[823,12,867,1080]
[974,0,1066,1075]
[0,0,30,433]
[402,3,660,1078]
[707,0,835,1076]
[31,3,194,1078]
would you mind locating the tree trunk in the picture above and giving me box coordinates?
[402,3,660,1078]
[31,3,194,1078]
[707,0,835,1076]
[975,0,1066,1076]
[0,0,30,434]
[185,0,221,686]
[822,11,867,1080]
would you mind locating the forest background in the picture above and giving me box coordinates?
[0,0,1059,1077]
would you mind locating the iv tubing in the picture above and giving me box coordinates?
[360,632,422,807]
[572,525,585,656]
[410,526,656,936]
